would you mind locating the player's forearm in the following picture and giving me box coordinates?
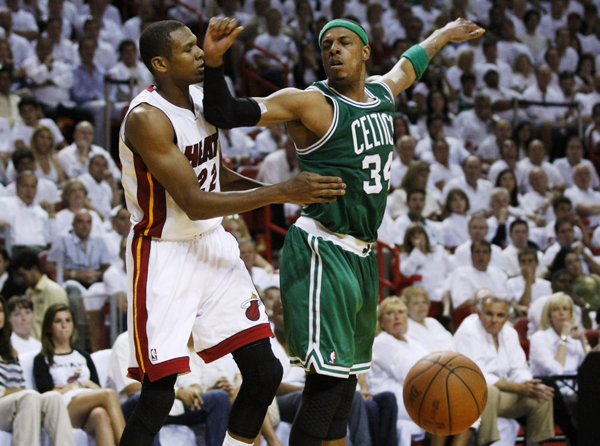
[220,163,267,191]
[418,29,450,61]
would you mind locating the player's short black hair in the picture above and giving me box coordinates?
[139,20,186,74]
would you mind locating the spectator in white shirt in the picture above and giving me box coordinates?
[5,0,38,41]
[564,163,600,227]
[542,218,598,274]
[399,223,450,303]
[78,154,120,219]
[44,16,77,66]
[553,27,579,73]
[415,114,469,166]
[443,155,494,214]
[517,139,565,192]
[507,248,552,316]
[545,195,589,246]
[502,220,544,277]
[429,138,464,192]
[390,135,416,189]
[29,125,66,185]
[75,17,117,73]
[439,188,470,248]
[10,97,65,155]
[521,168,555,225]
[387,161,441,220]
[518,9,548,61]
[455,93,495,149]
[0,9,34,69]
[402,286,452,352]
[539,0,568,40]
[448,240,509,309]
[477,119,512,163]
[57,121,120,179]
[0,171,50,252]
[451,295,555,446]
[7,295,41,355]
[453,216,507,271]
[554,137,600,188]
[486,187,515,248]
[529,292,588,446]
[488,139,528,187]
[388,189,442,247]
[254,123,286,158]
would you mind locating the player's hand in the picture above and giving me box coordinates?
[441,18,485,43]
[204,18,243,67]
[278,171,346,205]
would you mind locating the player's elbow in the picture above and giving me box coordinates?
[204,104,235,129]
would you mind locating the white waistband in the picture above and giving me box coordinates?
[294,216,372,257]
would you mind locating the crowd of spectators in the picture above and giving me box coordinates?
[0,0,600,444]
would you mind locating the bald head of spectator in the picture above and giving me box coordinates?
[529,167,548,195]
[457,49,473,71]
[463,155,482,187]
[396,135,416,165]
[527,139,546,165]
[73,210,93,242]
[73,121,94,150]
[494,119,512,144]
[468,216,488,243]
[490,187,509,217]
[473,93,492,121]
[471,239,492,272]
[566,137,584,166]
[536,64,553,91]
[573,163,592,190]
[472,288,495,313]
[16,171,37,206]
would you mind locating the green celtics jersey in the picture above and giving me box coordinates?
[297,80,395,243]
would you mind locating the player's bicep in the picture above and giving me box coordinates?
[125,107,202,214]
[254,88,317,126]
[381,58,417,98]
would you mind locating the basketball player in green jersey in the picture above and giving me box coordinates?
[203,17,484,446]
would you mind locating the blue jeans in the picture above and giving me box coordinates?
[122,389,231,446]
[364,391,398,446]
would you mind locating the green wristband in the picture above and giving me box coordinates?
[401,45,429,80]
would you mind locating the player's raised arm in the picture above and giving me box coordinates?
[382,18,485,98]
[124,104,345,221]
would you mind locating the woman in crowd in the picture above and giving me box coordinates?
[510,53,536,93]
[52,179,105,241]
[33,303,125,446]
[402,286,453,351]
[417,89,460,139]
[7,295,41,355]
[30,125,66,185]
[0,296,75,446]
[400,224,451,304]
[530,292,591,446]
[575,53,595,93]
[439,188,470,248]
[513,121,535,159]
[387,161,441,219]
[368,296,429,446]
[495,168,524,213]
[392,113,412,143]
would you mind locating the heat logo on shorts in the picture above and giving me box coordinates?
[241,293,262,321]
[150,348,158,362]
[329,351,336,364]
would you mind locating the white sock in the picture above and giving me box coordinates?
[222,432,252,446]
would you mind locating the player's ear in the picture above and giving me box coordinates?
[362,44,371,62]
[151,56,168,74]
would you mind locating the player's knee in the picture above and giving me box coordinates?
[134,374,178,435]
[324,375,357,441]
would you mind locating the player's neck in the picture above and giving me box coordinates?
[154,82,194,112]
[328,78,368,103]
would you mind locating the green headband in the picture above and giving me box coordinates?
[318,19,369,48]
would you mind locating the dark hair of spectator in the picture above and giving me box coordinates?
[551,268,572,285]
[558,70,574,82]
[510,218,529,234]
[554,217,573,235]
[12,148,34,167]
[400,160,429,192]
[0,295,16,363]
[406,188,426,202]
[13,248,41,271]
[460,70,476,84]
[523,9,541,24]
[403,223,433,254]
[426,89,452,125]
[139,20,186,74]
[18,96,40,114]
[426,113,445,128]
[576,52,595,77]
[393,114,410,140]
[41,303,77,366]
[83,16,101,30]
[471,239,492,253]
[6,295,34,314]
[118,39,137,54]
[518,246,538,262]
[552,195,572,211]
[549,247,575,275]
[495,168,520,207]
[0,248,9,263]
[0,62,12,78]
[444,188,470,214]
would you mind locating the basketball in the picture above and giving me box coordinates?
[403,351,488,436]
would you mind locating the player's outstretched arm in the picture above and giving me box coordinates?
[124,105,345,221]
[382,18,485,98]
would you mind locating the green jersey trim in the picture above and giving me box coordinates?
[322,83,381,108]
[296,86,340,156]
[372,80,395,103]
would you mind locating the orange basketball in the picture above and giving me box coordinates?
[403,351,488,436]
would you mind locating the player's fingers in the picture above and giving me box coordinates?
[224,18,239,33]
[317,188,346,196]
[314,175,344,183]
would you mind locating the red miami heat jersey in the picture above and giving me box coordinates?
[119,85,222,240]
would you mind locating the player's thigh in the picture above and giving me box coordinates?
[352,252,379,370]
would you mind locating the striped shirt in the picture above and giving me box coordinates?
[0,355,26,396]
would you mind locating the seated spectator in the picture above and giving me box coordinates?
[390,135,416,189]
[529,292,591,445]
[254,123,287,158]
[10,97,65,154]
[517,139,564,193]
[71,38,107,147]
[107,39,153,111]
[7,295,41,354]
[400,223,450,303]
[402,286,452,352]
[554,136,600,188]
[12,248,69,340]
[521,168,555,227]
[57,121,120,179]
[102,207,131,266]
[439,188,470,248]
[239,237,278,293]
[367,296,429,446]
[415,114,469,166]
[76,0,123,45]
[4,149,61,207]
[4,0,38,41]
[52,179,105,242]
[388,189,440,246]
[455,92,495,150]
[44,16,77,66]
[0,171,51,255]
[564,163,600,227]
[507,248,552,316]
[509,53,536,94]
[545,196,588,247]
[488,139,528,186]
[260,286,279,318]
[0,65,21,126]
[78,154,120,219]
[34,303,125,446]
[448,240,508,309]
[43,0,77,41]
[0,248,27,300]
[495,168,524,216]
[486,187,515,248]
[451,295,555,446]
[552,248,600,313]
[76,17,117,72]
[518,9,547,61]
[0,9,33,69]
[452,217,507,271]
[257,138,300,184]
[29,125,66,185]
[442,155,493,214]
[542,219,598,273]
[478,119,513,164]
[387,161,440,219]
[428,138,464,192]
[22,36,74,114]
[0,296,75,446]
[416,90,460,140]
[501,219,543,277]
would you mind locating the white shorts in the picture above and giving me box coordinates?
[126,225,272,382]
